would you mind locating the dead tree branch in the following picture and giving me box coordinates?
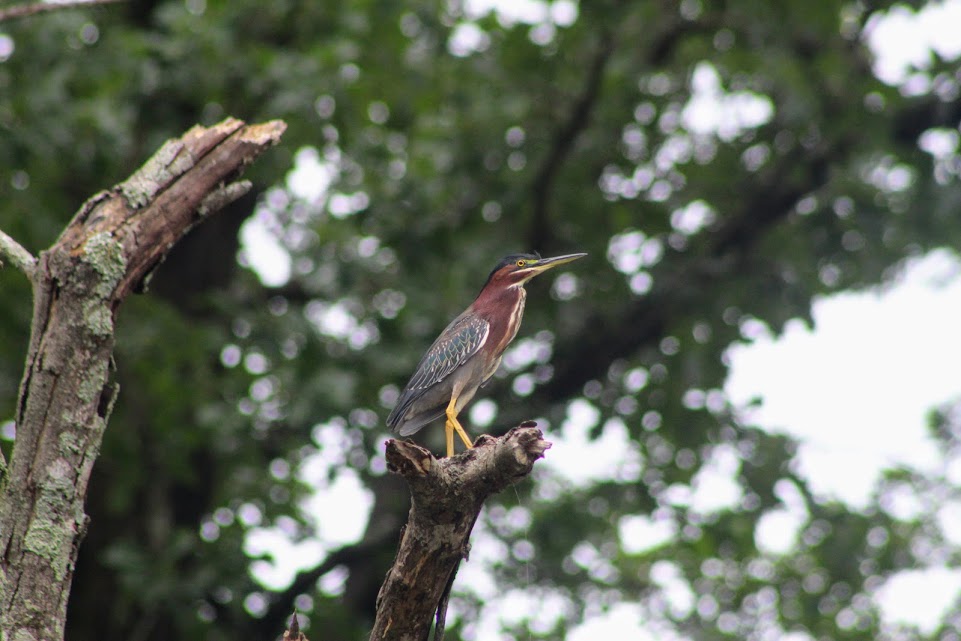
[0,117,286,641]
[284,611,309,641]
[0,227,36,280]
[0,0,124,24]
[370,424,551,641]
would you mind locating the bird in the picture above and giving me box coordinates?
[387,252,587,457]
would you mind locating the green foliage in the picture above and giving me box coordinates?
[2,0,961,639]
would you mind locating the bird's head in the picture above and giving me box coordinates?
[481,252,587,291]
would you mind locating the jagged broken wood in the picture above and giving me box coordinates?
[0,117,286,641]
[284,610,309,641]
[370,423,551,641]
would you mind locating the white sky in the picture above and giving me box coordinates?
[726,249,961,506]
[236,1,961,638]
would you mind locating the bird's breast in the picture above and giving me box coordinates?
[488,287,527,359]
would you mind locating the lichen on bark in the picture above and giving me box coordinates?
[119,140,192,208]
[79,231,126,295]
[75,359,109,406]
[22,463,79,582]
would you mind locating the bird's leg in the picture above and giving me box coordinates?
[444,395,473,457]
[444,395,458,458]
[445,418,454,459]
[451,417,474,450]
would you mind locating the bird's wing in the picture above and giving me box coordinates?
[387,314,489,430]
[407,313,489,391]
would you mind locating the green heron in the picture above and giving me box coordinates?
[387,252,587,457]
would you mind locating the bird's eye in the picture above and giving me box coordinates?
[516,260,526,267]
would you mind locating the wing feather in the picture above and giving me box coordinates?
[387,314,489,430]
[407,314,489,390]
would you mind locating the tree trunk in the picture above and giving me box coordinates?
[370,424,551,641]
[0,118,285,641]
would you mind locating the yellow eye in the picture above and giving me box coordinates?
[516,260,526,267]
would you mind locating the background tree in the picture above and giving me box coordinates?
[1,0,961,639]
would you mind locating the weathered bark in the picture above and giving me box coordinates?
[370,424,551,641]
[0,117,285,641]
[0,0,124,24]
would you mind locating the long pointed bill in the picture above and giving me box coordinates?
[515,252,587,284]
[526,252,587,275]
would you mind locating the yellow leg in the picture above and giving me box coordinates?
[444,394,474,457]
[451,416,474,450]
[445,419,454,459]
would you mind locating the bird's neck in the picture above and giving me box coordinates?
[473,285,527,351]
[473,283,526,312]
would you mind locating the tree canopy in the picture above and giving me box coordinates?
[2,0,961,639]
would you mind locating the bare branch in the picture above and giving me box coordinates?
[0,228,36,279]
[198,179,253,217]
[0,0,124,24]
[370,423,551,641]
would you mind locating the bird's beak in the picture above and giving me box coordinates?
[525,252,588,277]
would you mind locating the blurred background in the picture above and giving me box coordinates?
[2,0,961,639]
